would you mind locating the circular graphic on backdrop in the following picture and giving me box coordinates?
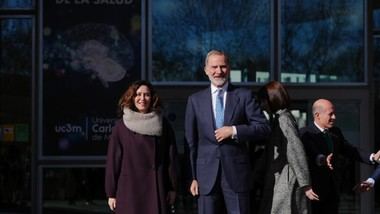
[44,23,134,88]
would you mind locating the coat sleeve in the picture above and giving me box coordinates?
[105,122,122,198]
[332,127,373,165]
[235,89,271,142]
[370,165,380,181]
[279,113,311,188]
[164,119,178,191]
[300,128,322,167]
[184,95,198,180]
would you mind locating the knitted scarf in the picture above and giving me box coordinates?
[122,107,163,136]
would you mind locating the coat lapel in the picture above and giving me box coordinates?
[224,85,239,124]
[199,87,216,130]
[311,124,330,153]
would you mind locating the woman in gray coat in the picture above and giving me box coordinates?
[257,81,319,214]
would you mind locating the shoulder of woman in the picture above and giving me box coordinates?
[277,110,296,124]
[276,109,291,119]
[114,119,124,127]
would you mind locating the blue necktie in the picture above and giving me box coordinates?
[215,89,224,128]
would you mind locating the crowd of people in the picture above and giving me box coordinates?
[104,50,380,214]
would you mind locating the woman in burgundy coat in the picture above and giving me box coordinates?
[105,80,178,214]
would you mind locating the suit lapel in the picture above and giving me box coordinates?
[224,85,239,124]
[199,87,216,131]
[311,124,330,153]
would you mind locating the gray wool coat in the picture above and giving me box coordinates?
[260,109,311,214]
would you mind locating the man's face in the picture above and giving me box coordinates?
[316,102,336,129]
[204,54,230,87]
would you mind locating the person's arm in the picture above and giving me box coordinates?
[372,165,380,181]
[165,119,178,204]
[235,89,271,141]
[280,113,310,186]
[184,95,198,182]
[353,165,380,192]
[105,122,122,209]
[332,127,373,165]
[279,113,318,200]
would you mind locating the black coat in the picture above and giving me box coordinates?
[300,124,372,212]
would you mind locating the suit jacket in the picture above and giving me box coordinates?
[185,84,270,194]
[300,123,372,201]
[370,165,380,181]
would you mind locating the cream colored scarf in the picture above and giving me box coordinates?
[122,107,163,136]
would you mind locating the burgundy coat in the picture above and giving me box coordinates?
[105,119,177,214]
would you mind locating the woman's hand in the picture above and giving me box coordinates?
[304,186,319,201]
[108,197,117,211]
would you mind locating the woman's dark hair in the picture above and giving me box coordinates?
[256,85,271,113]
[257,81,290,114]
[117,80,162,116]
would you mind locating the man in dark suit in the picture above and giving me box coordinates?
[184,50,270,214]
[300,99,379,214]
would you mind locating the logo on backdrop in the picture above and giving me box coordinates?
[42,0,141,156]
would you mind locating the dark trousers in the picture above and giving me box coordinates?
[198,163,250,214]
[311,198,339,214]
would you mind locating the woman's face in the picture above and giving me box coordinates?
[134,85,152,113]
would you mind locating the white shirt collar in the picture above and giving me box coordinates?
[314,121,326,132]
[211,83,228,94]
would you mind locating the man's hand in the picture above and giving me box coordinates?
[326,153,334,170]
[190,180,199,196]
[304,186,319,201]
[108,197,116,211]
[373,150,380,163]
[353,181,374,192]
[214,126,233,142]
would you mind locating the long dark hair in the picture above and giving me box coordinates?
[257,81,290,114]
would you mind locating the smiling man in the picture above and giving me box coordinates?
[300,98,380,214]
[184,50,270,214]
